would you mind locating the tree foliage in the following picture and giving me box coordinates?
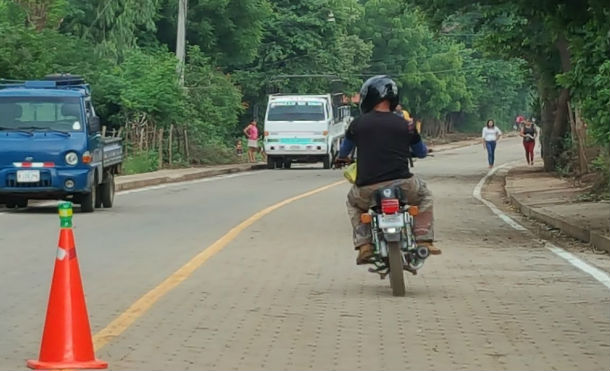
[413,0,609,171]
[0,0,604,172]
[60,0,159,59]
[358,0,529,135]
[156,0,270,68]
[233,0,372,115]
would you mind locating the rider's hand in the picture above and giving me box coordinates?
[334,157,351,168]
[406,118,416,133]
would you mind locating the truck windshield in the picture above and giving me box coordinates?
[267,101,326,121]
[0,97,84,132]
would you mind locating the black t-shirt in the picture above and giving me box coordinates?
[523,125,536,142]
[346,111,422,187]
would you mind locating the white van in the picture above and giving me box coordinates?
[263,94,350,169]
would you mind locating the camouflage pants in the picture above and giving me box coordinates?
[346,176,434,249]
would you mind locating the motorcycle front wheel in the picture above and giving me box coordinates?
[388,241,406,296]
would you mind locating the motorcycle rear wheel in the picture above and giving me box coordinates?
[388,241,406,296]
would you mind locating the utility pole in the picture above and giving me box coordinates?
[176,0,187,86]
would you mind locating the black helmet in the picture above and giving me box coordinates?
[359,75,399,114]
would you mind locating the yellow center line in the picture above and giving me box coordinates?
[92,179,346,350]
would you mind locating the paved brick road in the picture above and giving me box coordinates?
[2,138,608,370]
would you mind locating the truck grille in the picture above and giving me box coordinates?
[5,173,52,188]
[5,179,52,188]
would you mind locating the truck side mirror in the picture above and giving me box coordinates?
[89,116,101,133]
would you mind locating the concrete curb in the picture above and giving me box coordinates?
[591,232,610,253]
[115,164,267,192]
[504,168,609,253]
[429,138,480,153]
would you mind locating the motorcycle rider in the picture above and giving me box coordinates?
[336,75,441,265]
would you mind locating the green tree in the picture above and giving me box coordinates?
[359,1,472,135]
[0,0,98,80]
[413,0,609,171]
[60,0,160,59]
[155,0,271,68]
[233,0,371,122]
[184,46,244,143]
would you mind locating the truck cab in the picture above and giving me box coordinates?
[263,94,350,169]
[0,75,122,212]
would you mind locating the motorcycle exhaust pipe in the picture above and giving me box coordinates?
[415,246,429,260]
[405,246,429,272]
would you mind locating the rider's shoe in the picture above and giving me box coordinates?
[356,244,374,265]
[419,241,442,255]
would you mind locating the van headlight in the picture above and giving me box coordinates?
[65,152,78,166]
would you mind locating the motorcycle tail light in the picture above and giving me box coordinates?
[381,198,399,214]
[360,213,372,224]
[408,206,419,216]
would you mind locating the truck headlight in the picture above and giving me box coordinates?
[65,152,78,166]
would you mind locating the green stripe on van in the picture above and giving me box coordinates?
[279,138,313,144]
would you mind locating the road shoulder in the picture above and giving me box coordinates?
[115,163,266,191]
[504,166,609,253]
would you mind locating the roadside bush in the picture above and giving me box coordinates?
[122,151,159,174]
[189,141,242,165]
[590,151,610,200]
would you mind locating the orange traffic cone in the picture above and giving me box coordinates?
[27,202,107,370]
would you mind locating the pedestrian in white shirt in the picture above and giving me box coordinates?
[482,119,502,168]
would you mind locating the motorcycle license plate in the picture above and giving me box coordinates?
[16,170,40,183]
[378,214,404,228]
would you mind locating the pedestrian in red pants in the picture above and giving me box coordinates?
[520,120,538,165]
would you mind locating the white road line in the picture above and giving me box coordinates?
[544,242,610,289]
[116,170,261,196]
[473,163,526,231]
[0,170,263,215]
[474,163,610,290]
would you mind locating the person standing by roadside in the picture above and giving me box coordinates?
[235,139,243,158]
[514,115,525,131]
[520,119,538,165]
[482,119,502,168]
[243,120,260,163]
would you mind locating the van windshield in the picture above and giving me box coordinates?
[0,97,84,132]
[267,101,326,121]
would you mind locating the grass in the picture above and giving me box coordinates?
[122,151,159,175]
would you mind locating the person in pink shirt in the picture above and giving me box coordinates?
[243,120,262,163]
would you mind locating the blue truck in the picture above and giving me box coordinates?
[0,75,122,212]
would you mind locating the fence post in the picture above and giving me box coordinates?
[158,128,164,169]
[101,126,107,137]
[168,124,174,166]
[124,123,129,156]
[139,127,145,151]
[183,128,190,163]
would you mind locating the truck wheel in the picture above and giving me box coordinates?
[323,153,331,169]
[267,156,276,169]
[95,185,103,208]
[80,186,96,213]
[101,173,115,208]
[6,199,27,208]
